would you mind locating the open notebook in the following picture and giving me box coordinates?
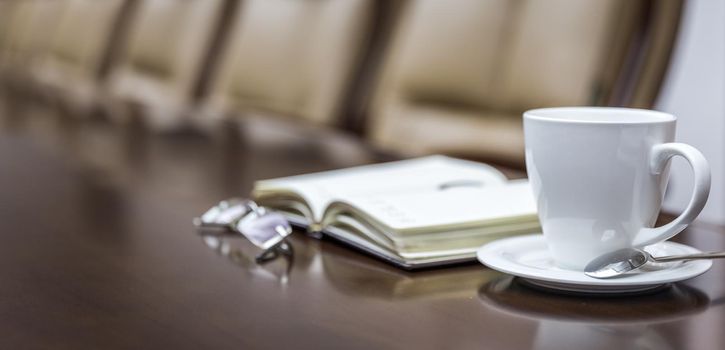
[252,156,540,269]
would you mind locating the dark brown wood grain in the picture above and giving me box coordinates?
[0,101,723,350]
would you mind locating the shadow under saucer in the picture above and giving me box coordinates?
[479,276,710,324]
[478,276,711,350]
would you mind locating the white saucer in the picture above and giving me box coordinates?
[477,235,712,295]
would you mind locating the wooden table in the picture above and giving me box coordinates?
[1,102,724,350]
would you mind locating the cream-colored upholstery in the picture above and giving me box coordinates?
[205,0,373,127]
[0,1,20,54]
[368,0,679,167]
[32,0,125,111]
[1,1,36,62]
[106,0,224,128]
[0,0,68,94]
[1,0,66,67]
[0,0,19,83]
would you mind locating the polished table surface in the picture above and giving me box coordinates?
[1,102,724,350]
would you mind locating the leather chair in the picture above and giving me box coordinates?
[367,0,683,167]
[0,0,68,91]
[0,1,35,65]
[201,0,374,128]
[0,0,20,83]
[31,0,127,114]
[104,0,225,129]
[0,1,20,54]
[0,0,66,77]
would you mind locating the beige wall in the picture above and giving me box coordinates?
[657,0,725,224]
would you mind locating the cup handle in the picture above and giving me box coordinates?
[633,143,711,248]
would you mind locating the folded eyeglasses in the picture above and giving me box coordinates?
[193,199,293,262]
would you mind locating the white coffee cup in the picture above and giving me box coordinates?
[523,107,710,271]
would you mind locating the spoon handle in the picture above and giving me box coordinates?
[652,251,725,262]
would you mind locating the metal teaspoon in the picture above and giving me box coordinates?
[584,247,725,279]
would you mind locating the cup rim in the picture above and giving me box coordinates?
[524,107,676,125]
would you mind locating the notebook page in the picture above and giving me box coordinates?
[254,156,508,223]
[333,180,537,233]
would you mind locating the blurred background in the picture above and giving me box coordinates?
[0,0,722,223]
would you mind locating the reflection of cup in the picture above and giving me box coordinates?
[479,277,710,350]
[479,277,709,323]
[534,321,671,350]
[524,107,711,270]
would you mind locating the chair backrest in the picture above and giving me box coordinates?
[2,0,67,64]
[367,0,683,167]
[0,1,20,53]
[106,0,225,126]
[43,0,126,80]
[1,1,33,59]
[206,0,374,126]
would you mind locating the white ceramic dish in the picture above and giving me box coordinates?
[477,234,712,294]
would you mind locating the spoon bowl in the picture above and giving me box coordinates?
[584,248,651,279]
[585,246,725,279]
